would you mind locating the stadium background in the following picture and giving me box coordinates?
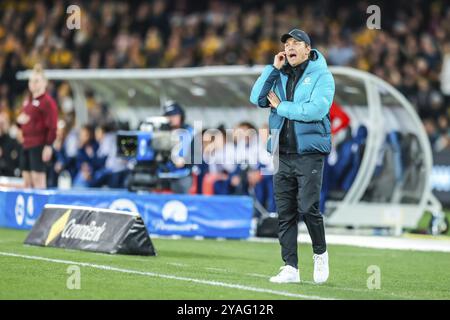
[1,0,450,200]
[0,0,449,301]
[0,0,449,224]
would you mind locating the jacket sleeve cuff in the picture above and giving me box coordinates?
[276,101,290,118]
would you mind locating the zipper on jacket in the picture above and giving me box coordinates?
[286,72,298,142]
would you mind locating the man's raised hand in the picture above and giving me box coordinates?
[273,52,286,70]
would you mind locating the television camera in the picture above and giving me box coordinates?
[117,116,185,191]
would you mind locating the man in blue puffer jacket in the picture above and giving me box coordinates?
[250,29,335,284]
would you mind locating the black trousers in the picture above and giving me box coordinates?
[274,153,327,269]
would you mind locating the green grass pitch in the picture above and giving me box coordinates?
[0,228,449,300]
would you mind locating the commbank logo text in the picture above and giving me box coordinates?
[45,209,107,245]
[61,219,106,242]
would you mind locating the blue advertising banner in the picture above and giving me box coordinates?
[2,189,50,230]
[0,189,253,238]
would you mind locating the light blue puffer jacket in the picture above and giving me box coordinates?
[250,49,335,154]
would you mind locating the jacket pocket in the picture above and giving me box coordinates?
[293,121,323,135]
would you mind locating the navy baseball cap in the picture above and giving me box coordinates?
[163,101,184,116]
[281,29,311,46]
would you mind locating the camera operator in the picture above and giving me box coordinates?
[163,101,194,194]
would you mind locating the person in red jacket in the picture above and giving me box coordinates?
[16,64,58,188]
[320,100,351,213]
[330,101,350,135]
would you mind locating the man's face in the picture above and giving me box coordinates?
[167,114,182,128]
[284,38,310,67]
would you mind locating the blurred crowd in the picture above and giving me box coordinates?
[1,0,450,187]
[1,103,278,214]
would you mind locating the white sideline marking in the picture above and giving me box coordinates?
[247,234,450,252]
[243,272,409,299]
[0,252,335,300]
[167,262,189,267]
[205,267,228,272]
[320,234,450,252]
[172,264,402,297]
[246,273,268,278]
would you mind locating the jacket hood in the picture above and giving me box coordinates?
[306,49,328,74]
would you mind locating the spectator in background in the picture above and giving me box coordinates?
[48,119,77,187]
[85,90,112,127]
[16,64,58,188]
[72,124,99,188]
[251,123,276,214]
[235,122,267,201]
[219,121,259,196]
[434,115,450,152]
[58,119,79,179]
[440,41,450,107]
[1,0,450,186]
[47,119,67,188]
[205,126,238,195]
[203,126,232,175]
[423,118,439,150]
[0,111,21,177]
[191,128,214,194]
[90,123,129,188]
[327,37,355,66]
[214,120,276,214]
[193,125,238,195]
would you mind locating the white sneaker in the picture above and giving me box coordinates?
[269,265,300,283]
[313,251,329,284]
